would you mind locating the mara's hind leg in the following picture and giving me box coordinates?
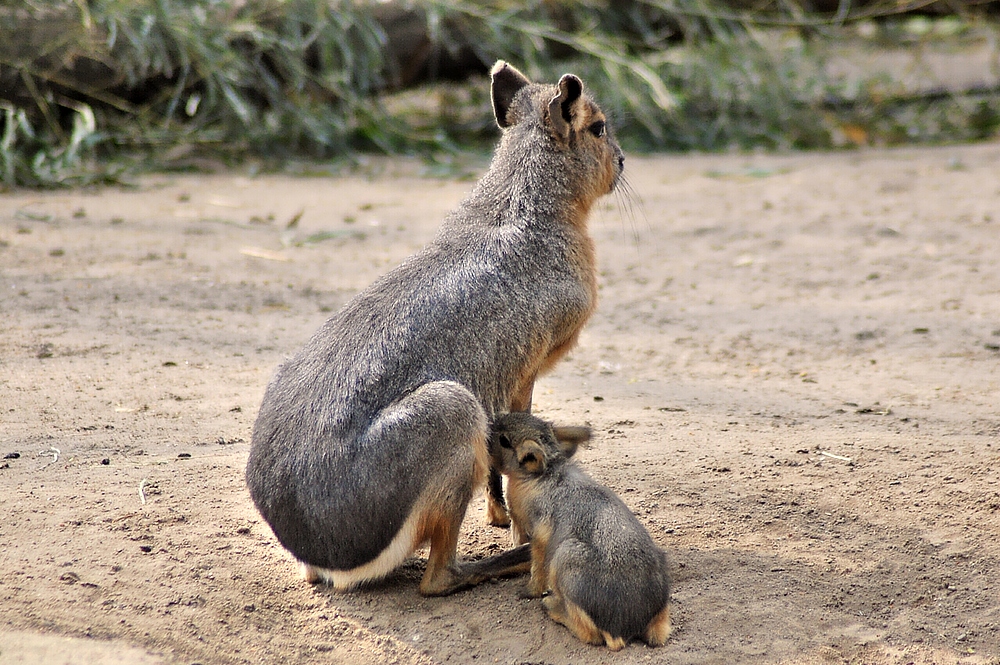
[544,542,626,650]
[418,478,530,595]
[407,380,529,596]
[419,501,469,596]
[601,631,627,652]
[543,592,606,647]
[644,604,672,646]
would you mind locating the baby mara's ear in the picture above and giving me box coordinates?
[547,73,584,142]
[551,426,591,459]
[491,60,531,129]
[516,439,547,475]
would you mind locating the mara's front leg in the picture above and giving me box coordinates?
[486,375,536,527]
[525,521,552,598]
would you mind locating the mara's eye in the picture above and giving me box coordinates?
[499,434,512,449]
[589,120,606,138]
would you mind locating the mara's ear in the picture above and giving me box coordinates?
[491,60,531,128]
[517,439,547,475]
[547,73,584,141]
[552,426,591,458]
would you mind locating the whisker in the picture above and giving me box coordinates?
[615,174,647,247]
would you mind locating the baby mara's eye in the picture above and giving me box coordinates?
[499,434,512,449]
[588,120,606,138]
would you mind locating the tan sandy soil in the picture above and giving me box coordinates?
[1,143,999,665]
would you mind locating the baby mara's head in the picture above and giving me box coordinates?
[489,412,591,478]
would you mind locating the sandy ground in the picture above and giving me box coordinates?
[1,143,999,665]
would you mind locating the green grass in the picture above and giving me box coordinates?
[1,0,998,187]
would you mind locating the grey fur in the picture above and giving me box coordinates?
[246,61,623,594]
[490,412,671,645]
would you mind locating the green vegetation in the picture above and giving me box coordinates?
[1,0,998,187]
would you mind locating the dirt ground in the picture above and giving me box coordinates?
[1,143,999,665]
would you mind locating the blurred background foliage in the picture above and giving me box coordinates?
[1,0,999,187]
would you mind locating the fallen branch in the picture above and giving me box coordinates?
[240,247,290,262]
[819,450,853,463]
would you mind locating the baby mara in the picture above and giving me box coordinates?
[490,412,672,650]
